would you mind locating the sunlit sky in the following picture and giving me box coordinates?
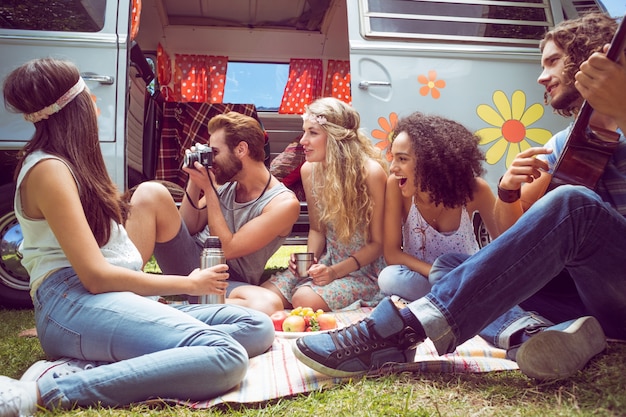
[602,0,625,16]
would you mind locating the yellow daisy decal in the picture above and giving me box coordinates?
[371,112,398,162]
[418,70,446,99]
[476,90,553,167]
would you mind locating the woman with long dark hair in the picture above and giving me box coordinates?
[0,57,273,416]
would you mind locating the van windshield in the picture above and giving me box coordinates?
[0,0,105,32]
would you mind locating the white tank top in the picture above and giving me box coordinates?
[15,150,143,294]
[402,199,480,264]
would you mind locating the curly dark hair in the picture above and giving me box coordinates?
[393,112,485,208]
[540,12,618,117]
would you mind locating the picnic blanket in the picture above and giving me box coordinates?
[173,308,518,409]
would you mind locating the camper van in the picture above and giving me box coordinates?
[0,0,617,308]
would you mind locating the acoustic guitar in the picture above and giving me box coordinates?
[549,16,626,190]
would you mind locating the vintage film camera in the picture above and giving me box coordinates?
[184,143,213,168]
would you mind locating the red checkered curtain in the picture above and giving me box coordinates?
[157,44,176,101]
[324,60,351,105]
[279,59,323,114]
[173,54,228,103]
[130,0,141,40]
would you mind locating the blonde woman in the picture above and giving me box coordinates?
[263,97,387,311]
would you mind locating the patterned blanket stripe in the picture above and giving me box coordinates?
[170,308,518,408]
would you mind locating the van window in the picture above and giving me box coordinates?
[0,0,105,32]
[223,62,289,111]
[359,0,554,46]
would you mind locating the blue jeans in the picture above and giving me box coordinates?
[33,268,274,410]
[430,253,556,350]
[378,265,432,301]
[409,186,626,355]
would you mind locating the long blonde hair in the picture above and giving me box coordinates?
[306,97,387,243]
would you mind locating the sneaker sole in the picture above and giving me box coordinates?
[516,316,606,380]
[291,342,366,378]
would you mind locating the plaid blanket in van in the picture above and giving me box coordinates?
[156,102,259,188]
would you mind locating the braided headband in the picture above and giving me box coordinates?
[24,77,86,123]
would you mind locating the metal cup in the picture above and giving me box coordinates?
[294,252,314,278]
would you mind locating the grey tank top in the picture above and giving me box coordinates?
[196,180,293,285]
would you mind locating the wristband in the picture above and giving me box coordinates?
[497,178,521,203]
[349,255,362,270]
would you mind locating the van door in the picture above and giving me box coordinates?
[347,0,572,190]
[0,0,131,308]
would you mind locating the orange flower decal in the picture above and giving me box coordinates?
[90,93,101,117]
[418,70,446,99]
[371,113,398,162]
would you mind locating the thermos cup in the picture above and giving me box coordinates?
[195,236,226,304]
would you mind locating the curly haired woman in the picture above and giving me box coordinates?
[263,97,388,311]
[378,112,500,302]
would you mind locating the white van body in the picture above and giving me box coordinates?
[0,0,616,307]
[348,0,570,188]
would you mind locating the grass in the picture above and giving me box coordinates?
[3,247,626,416]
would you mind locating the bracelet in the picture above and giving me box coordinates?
[497,177,521,204]
[349,255,362,270]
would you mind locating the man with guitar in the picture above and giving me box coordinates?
[292,11,626,381]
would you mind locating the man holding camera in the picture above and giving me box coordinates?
[128,111,301,315]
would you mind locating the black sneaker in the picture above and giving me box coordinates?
[292,297,424,377]
[516,316,607,380]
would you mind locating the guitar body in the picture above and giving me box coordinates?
[550,125,620,189]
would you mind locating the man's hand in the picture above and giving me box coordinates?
[576,45,626,129]
[499,147,552,191]
[183,144,215,192]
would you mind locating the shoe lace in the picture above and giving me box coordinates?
[329,318,390,359]
[53,361,95,378]
[0,387,21,415]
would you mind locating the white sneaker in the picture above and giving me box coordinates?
[20,358,96,382]
[390,294,410,309]
[0,376,38,417]
[516,316,607,380]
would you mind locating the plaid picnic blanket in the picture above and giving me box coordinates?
[155,102,259,188]
[172,308,518,409]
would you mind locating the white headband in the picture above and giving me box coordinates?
[302,112,328,126]
[24,77,86,123]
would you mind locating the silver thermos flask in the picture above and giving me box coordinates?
[197,236,226,304]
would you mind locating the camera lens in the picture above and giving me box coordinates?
[184,152,198,167]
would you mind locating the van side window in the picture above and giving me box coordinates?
[0,0,105,31]
[360,0,554,46]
